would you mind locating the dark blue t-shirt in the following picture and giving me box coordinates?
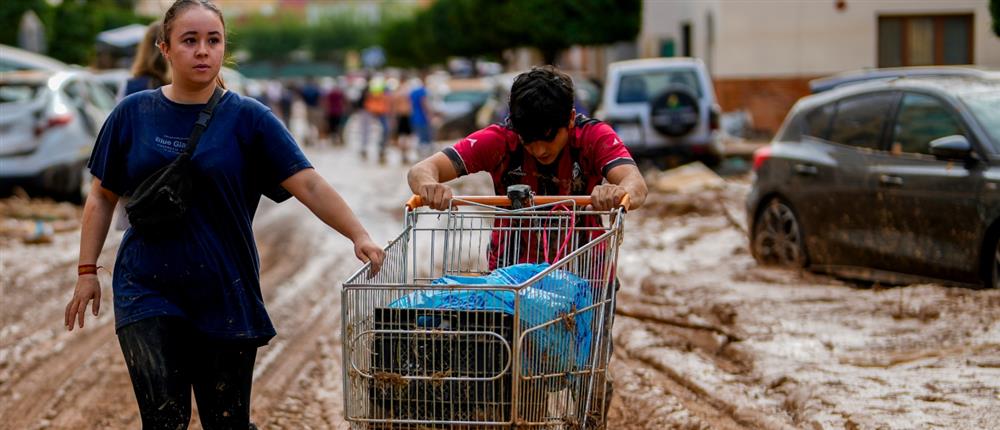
[89,88,312,344]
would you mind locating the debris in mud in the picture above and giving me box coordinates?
[373,371,409,387]
[0,197,80,244]
[429,369,452,387]
[645,162,725,194]
[558,304,577,332]
[616,302,744,342]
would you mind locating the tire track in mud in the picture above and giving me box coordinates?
[0,235,127,430]
[0,207,324,429]
[609,312,792,430]
[241,208,363,429]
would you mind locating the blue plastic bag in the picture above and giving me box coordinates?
[389,263,595,375]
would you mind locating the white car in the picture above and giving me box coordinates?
[0,70,116,202]
[597,57,724,166]
[0,44,69,72]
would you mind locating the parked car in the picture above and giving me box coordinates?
[431,78,492,140]
[0,44,69,72]
[597,57,723,166]
[0,70,116,202]
[747,76,1000,288]
[809,66,998,94]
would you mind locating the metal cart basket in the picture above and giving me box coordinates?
[343,194,628,429]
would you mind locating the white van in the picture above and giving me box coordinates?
[597,57,724,166]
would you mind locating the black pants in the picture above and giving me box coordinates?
[117,317,258,430]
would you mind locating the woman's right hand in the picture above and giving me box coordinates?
[64,275,101,331]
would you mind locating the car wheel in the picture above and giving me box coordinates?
[752,198,807,267]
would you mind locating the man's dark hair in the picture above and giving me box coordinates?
[508,66,575,143]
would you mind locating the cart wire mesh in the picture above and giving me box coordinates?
[343,198,625,429]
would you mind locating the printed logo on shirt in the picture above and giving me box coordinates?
[153,135,189,154]
[508,166,525,176]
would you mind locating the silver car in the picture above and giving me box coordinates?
[0,70,116,202]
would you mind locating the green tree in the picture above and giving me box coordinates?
[230,15,308,63]
[308,13,379,62]
[0,0,50,48]
[510,0,641,64]
[381,0,641,68]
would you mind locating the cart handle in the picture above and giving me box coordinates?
[405,194,631,211]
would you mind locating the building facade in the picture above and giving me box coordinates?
[638,0,1000,133]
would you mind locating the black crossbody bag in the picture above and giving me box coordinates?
[125,87,224,231]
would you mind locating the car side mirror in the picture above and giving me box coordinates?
[929,135,972,160]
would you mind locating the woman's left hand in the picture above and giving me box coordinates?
[354,236,385,276]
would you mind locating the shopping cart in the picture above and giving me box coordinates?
[342,191,629,429]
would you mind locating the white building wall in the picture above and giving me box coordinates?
[640,0,721,72]
[640,0,1000,78]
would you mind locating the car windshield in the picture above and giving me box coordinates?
[617,69,702,103]
[0,82,44,104]
[960,90,1000,151]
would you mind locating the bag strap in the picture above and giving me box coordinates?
[180,86,225,157]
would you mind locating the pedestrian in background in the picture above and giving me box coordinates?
[363,78,390,163]
[121,21,170,98]
[63,1,384,429]
[409,74,434,158]
[324,79,346,146]
[299,76,323,146]
[391,77,414,163]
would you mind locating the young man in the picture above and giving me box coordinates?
[408,65,646,212]
[407,65,647,423]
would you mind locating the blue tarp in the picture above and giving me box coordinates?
[389,263,595,374]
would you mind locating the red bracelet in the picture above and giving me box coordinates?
[78,264,102,276]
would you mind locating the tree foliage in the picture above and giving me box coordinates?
[382,0,641,67]
[0,0,150,65]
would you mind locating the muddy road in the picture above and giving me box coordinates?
[1,146,998,429]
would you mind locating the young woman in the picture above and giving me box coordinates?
[63,1,384,428]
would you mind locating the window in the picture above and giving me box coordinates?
[829,92,896,150]
[87,81,115,113]
[616,69,702,104]
[960,90,1000,152]
[681,23,692,57]
[804,103,835,140]
[892,93,964,155]
[878,15,973,67]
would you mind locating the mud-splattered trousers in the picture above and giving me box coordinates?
[117,317,257,429]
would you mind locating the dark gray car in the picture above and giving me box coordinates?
[747,76,1000,288]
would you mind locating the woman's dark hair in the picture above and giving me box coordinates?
[161,0,226,89]
[508,65,575,143]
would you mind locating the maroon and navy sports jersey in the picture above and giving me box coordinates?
[443,115,634,197]
[442,115,635,269]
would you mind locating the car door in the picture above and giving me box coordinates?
[778,102,841,265]
[814,91,899,267]
[866,91,983,282]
